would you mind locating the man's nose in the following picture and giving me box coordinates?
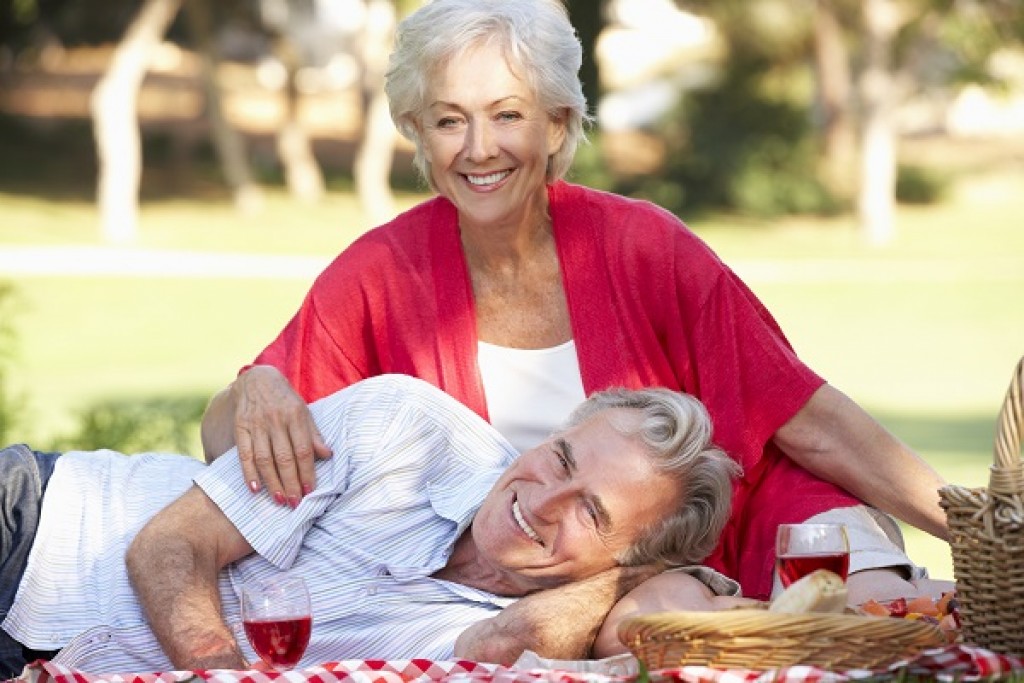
[530,484,571,520]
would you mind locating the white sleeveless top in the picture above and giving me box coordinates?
[477,339,587,454]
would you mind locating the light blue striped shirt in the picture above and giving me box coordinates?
[3,375,518,673]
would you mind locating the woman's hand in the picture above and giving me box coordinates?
[202,365,332,505]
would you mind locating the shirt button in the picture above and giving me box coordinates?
[368,586,378,596]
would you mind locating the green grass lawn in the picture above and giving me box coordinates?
[2,161,1023,583]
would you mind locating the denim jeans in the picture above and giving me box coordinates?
[1,444,61,680]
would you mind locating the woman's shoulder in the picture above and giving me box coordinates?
[552,182,697,237]
[318,195,457,276]
[355,194,456,248]
[552,182,717,263]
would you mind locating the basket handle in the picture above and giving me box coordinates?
[989,356,1024,496]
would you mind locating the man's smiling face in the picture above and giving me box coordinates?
[469,408,683,593]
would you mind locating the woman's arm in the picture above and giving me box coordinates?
[200,365,332,505]
[773,383,949,540]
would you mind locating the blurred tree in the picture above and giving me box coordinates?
[857,0,899,245]
[812,0,857,202]
[353,0,398,225]
[650,0,1021,232]
[838,0,1020,243]
[91,0,183,244]
[635,0,834,218]
[0,282,23,445]
[261,0,326,204]
[566,0,607,115]
[184,0,263,213]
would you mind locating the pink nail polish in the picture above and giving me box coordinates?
[288,495,301,509]
[302,484,313,496]
[249,481,261,494]
[273,491,286,506]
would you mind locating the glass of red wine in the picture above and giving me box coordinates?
[775,523,851,588]
[241,576,312,670]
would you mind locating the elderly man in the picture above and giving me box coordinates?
[0,375,740,677]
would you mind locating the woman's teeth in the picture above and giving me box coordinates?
[466,170,511,186]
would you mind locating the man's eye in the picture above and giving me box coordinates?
[555,452,570,473]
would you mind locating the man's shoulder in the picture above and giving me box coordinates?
[310,375,512,458]
[311,374,461,413]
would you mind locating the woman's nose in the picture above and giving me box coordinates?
[464,120,497,162]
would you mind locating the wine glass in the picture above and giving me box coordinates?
[775,523,850,588]
[241,576,312,669]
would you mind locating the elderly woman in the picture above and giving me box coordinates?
[200,0,949,656]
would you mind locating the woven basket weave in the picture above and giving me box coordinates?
[618,609,945,671]
[938,356,1024,656]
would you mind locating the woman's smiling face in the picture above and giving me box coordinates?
[415,40,567,230]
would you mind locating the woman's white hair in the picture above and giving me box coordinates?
[565,387,742,568]
[384,0,590,188]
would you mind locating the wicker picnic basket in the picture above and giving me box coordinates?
[618,609,946,672]
[938,355,1024,656]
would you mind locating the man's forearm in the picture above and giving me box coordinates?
[454,565,659,665]
[127,488,254,670]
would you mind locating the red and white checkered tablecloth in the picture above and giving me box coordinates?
[9,646,1024,683]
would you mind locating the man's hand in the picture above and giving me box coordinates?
[126,486,255,670]
[454,565,660,665]
[201,365,332,505]
[593,571,757,658]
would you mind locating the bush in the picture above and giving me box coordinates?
[50,394,209,457]
[618,68,840,219]
[0,282,24,445]
[896,164,950,205]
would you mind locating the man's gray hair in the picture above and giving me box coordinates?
[384,0,590,188]
[566,387,742,568]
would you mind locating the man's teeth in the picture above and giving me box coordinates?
[512,500,542,544]
[466,170,511,186]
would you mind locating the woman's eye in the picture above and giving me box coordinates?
[436,117,459,128]
[497,111,522,122]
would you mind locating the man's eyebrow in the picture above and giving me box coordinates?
[558,437,613,531]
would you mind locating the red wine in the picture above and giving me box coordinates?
[243,615,312,668]
[777,552,850,587]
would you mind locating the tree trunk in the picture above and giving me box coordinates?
[90,0,182,244]
[566,0,605,116]
[353,0,397,227]
[813,0,857,202]
[274,37,325,204]
[184,0,262,213]
[857,0,899,245]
